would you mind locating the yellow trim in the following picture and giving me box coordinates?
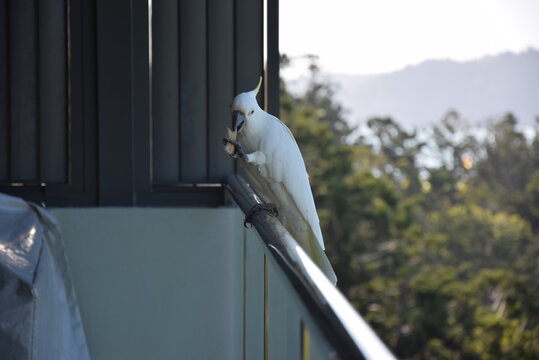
[302,322,310,360]
[243,229,247,360]
[264,255,269,360]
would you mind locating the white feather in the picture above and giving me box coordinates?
[229,87,337,284]
[237,107,323,244]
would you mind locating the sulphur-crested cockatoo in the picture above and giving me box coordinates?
[224,77,337,284]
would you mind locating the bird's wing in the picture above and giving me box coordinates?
[262,115,325,249]
[240,114,336,283]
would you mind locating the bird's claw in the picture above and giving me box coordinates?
[244,203,279,228]
[223,137,246,160]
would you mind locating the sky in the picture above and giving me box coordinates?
[280,0,539,77]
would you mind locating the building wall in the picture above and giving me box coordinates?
[1,0,279,207]
[244,222,332,360]
[52,207,244,359]
[52,207,335,360]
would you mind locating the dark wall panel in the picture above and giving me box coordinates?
[9,0,37,182]
[39,0,67,183]
[152,0,180,184]
[96,0,134,205]
[1,0,277,206]
[235,0,264,101]
[266,0,280,118]
[67,0,98,204]
[207,0,234,180]
[179,0,208,182]
[0,0,8,181]
[131,0,150,203]
[0,0,96,205]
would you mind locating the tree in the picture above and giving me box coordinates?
[280,54,539,359]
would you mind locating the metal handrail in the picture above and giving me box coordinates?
[226,174,396,360]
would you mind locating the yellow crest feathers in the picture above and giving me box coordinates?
[253,76,263,96]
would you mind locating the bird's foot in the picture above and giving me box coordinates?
[244,203,279,228]
[222,137,246,160]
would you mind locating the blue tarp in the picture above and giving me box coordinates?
[0,193,90,359]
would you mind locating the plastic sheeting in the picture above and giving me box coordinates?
[0,193,90,360]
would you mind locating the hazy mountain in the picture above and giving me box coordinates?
[331,48,539,127]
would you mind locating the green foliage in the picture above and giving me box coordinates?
[280,55,539,359]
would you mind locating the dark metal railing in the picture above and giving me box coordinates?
[227,174,396,360]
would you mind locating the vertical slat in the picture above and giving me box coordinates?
[179,0,207,182]
[9,0,38,182]
[96,0,134,205]
[266,0,279,118]
[207,0,234,181]
[302,323,310,360]
[244,228,266,359]
[39,0,67,183]
[235,0,264,100]
[151,0,180,184]
[267,252,299,360]
[68,0,86,190]
[264,254,269,360]
[132,0,150,204]
[68,0,98,204]
[0,0,8,180]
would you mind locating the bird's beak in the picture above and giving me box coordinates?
[232,111,246,132]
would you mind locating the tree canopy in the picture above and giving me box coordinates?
[280,56,539,359]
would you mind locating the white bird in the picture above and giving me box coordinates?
[224,78,337,284]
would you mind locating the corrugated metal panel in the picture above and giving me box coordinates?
[151,0,238,185]
[0,0,278,206]
[179,0,208,183]
[235,0,264,96]
[151,0,180,184]
[9,0,39,182]
[0,0,8,181]
[0,0,68,184]
[39,0,68,183]
[207,0,235,181]
[96,0,135,206]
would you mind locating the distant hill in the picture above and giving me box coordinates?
[331,49,539,127]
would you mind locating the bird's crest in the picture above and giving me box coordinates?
[231,76,263,114]
[252,76,262,97]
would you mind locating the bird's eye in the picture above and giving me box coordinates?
[249,110,254,116]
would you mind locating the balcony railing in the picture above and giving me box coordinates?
[228,174,396,360]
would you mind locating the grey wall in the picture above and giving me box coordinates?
[244,227,333,360]
[52,207,244,360]
[52,207,335,359]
